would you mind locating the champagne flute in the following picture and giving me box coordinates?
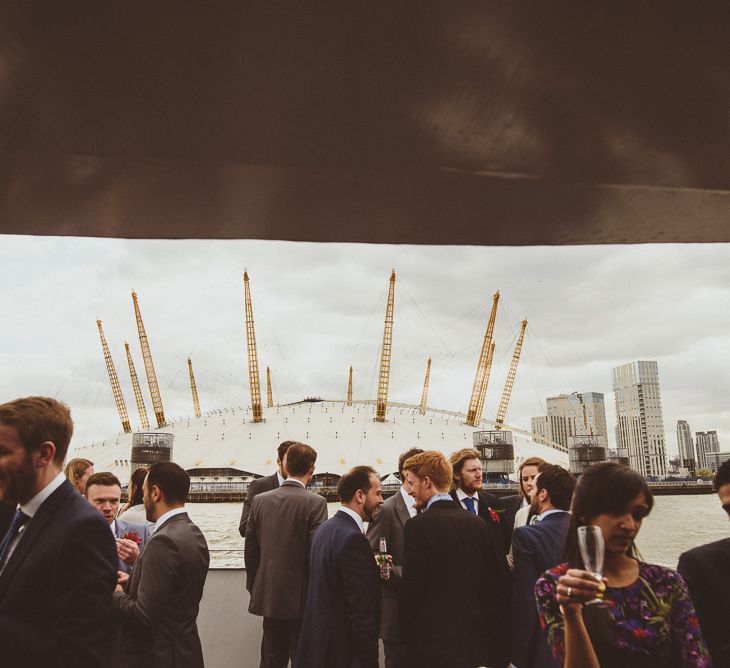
[577,525,605,605]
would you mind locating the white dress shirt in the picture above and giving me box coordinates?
[399,485,417,518]
[153,506,188,533]
[338,506,365,533]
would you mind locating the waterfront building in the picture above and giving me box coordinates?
[676,420,696,472]
[705,450,730,472]
[695,430,720,470]
[612,361,667,478]
[531,392,608,449]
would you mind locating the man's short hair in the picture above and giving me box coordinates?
[284,442,317,477]
[146,462,190,504]
[398,448,424,476]
[402,451,453,493]
[714,460,730,492]
[277,440,296,462]
[0,396,73,465]
[85,471,122,495]
[535,464,575,511]
[449,448,481,483]
[337,466,378,503]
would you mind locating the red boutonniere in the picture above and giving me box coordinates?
[487,507,500,524]
[122,531,142,545]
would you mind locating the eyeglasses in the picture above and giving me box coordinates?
[722,503,730,516]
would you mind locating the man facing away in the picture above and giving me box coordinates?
[85,471,150,574]
[0,396,117,668]
[510,464,575,668]
[400,450,509,668]
[110,462,210,668]
[245,442,327,668]
[366,447,423,668]
[296,466,383,668]
[239,440,294,537]
[678,459,730,666]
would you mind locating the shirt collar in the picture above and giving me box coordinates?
[153,506,187,533]
[20,470,66,518]
[399,485,417,517]
[426,492,453,509]
[283,477,305,487]
[109,519,117,535]
[276,471,285,486]
[339,506,365,533]
[538,508,567,521]
[455,488,478,501]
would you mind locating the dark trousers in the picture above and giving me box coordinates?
[260,617,301,668]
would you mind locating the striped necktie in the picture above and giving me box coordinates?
[0,509,30,567]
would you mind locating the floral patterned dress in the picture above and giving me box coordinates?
[535,561,711,667]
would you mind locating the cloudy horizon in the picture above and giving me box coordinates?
[2,235,728,460]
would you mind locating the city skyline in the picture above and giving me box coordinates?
[1,236,728,455]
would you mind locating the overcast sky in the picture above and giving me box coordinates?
[1,235,728,457]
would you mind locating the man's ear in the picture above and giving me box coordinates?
[35,441,56,467]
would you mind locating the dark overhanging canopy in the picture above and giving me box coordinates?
[1,2,728,245]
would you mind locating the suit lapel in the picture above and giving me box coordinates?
[393,489,411,527]
[271,473,280,489]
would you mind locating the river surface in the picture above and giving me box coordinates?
[186,495,729,569]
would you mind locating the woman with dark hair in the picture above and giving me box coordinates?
[117,467,149,523]
[535,462,710,668]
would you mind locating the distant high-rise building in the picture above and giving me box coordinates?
[676,420,696,472]
[695,430,720,470]
[531,392,608,449]
[612,361,667,477]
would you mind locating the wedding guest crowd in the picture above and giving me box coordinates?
[2,394,727,668]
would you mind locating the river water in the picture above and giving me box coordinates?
[186,495,729,569]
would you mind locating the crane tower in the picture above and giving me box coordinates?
[266,366,273,408]
[419,357,432,415]
[188,357,202,418]
[243,270,263,422]
[346,366,353,406]
[131,291,166,428]
[375,269,396,422]
[466,291,500,426]
[495,319,527,429]
[96,320,131,433]
[125,342,150,430]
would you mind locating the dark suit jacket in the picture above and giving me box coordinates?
[366,488,411,642]
[0,478,118,668]
[400,499,509,668]
[111,512,210,668]
[245,480,328,618]
[114,518,151,574]
[295,511,380,668]
[498,493,524,549]
[238,472,279,537]
[511,510,571,668]
[678,537,730,666]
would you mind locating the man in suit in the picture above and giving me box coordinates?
[678,459,730,666]
[506,457,546,570]
[400,450,509,668]
[85,471,150,573]
[0,396,117,668]
[296,466,383,668]
[239,440,294,537]
[366,447,422,668]
[511,464,575,668]
[110,462,209,668]
[245,441,327,668]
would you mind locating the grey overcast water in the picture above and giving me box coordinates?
[187,495,728,569]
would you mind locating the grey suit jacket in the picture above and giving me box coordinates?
[114,518,151,574]
[238,472,279,537]
[366,488,411,642]
[110,512,210,668]
[245,480,328,619]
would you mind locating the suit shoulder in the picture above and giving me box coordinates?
[679,537,730,565]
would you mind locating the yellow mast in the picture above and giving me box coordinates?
[495,319,528,429]
[466,291,500,426]
[346,366,353,406]
[96,320,131,434]
[243,270,263,422]
[188,357,202,418]
[131,291,166,428]
[125,342,150,430]
[266,366,273,408]
[474,342,495,426]
[375,269,396,422]
[419,357,432,415]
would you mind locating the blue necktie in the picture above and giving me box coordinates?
[463,497,477,514]
[0,509,30,567]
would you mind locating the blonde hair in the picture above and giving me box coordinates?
[64,458,93,484]
[402,450,453,493]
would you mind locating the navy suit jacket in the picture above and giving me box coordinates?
[0,479,118,668]
[114,518,151,573]
[296,510,380,668]
[511,510,571,668]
